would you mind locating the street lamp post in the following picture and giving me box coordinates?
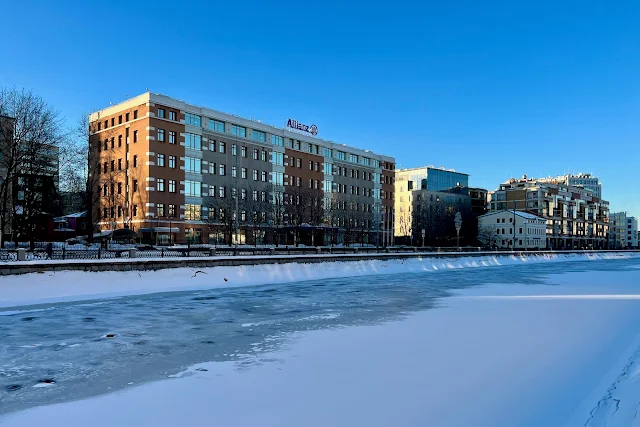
[512,200,517,251]
[454,212,462,251]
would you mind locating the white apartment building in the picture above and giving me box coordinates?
[477,210,547,250]
[610,212,638,248]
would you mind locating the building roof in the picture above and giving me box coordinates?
[396,165,469,175]
[65,211,87,218]
[478,210,545,220]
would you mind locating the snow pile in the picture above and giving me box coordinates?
[0,252,636,309]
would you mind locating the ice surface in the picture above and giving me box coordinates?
[1,254,640,426]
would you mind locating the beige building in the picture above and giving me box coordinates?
[489,175,609,249]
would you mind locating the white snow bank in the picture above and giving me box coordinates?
[4,264,640,427]
[0,252,636,309]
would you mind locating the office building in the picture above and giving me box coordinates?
[489,175,609,249]
[394,166,472,246]
[89,93,395,246]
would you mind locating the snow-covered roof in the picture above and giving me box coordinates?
[479,210,545,220]
[65,211,87,218]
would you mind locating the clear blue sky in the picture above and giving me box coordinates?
[1,0,638,217]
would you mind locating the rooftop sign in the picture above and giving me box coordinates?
[287,119,318,136]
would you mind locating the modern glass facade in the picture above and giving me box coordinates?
[425,169,469,194]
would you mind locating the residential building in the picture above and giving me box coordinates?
[541,173,602,199]
[89,93,395,246]
[0,115,60,244]
[478,210,547,249]
[609,212,638,249]
[627,216,638,248]
[489,175,609,249]
[469,187,488,217]
[394,166,473,246]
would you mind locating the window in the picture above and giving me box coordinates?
[219,141,226,153]
[103,184,108,196]
[322,147,332,157]
[335,151,346,161]
[157,108,165,118]
[252,130,266,142]
[158,129,165,142]
[132,204,137,217]
[111,118,115,126]
[219,164,226,176]
[168,204,176,217]
[169,131,176,144]
[209,163,216,175]
[296,177,301,187]
[134,110,138,119]
[126,113,130,122]
[241,146,247,158]
[157,204,165,217]
[185,157,201,173]
[252,190,258,201]
[232,144,237,156]
[133,180,138,193]
[169,155,176,168]
[271,152,283,165]
[241,189,247,200]
[315,162,319,172]
[117,206,122,218]
[231,125,246,137]
[111,160,115,171]
[185,133,201,150]
[261,171,267,182]
[103,162,107,173]
[209,119,225,132]
[118,115,123,124]
[297,158,302,168]
[168,111,177,121]
[185,204,201,220]
[232,166,237,178]
[261,191,267,202]
[219,186,226,198]
[309,160,313,170]
[169,180,176,193]
[118,158,122,170]
[269,134,283,146]
[185,113,202,126]
[209,186,216,197]
[185,181,201,197]
[241,167,247,179]
[252,148,259,160]
[253,169,258,181]
[241,211,247,222]
[157,153,165,167]
[157,178,165,192]
[133,130,138,143]
[261,150,267,162]
[118,182,122,194]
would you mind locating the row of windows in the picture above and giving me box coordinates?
[101,155,139,173]
[168,109,386,166]
[102,179,139,196]
[100,128,138,150]
[97,110,139,131]
[102,205,139,219]
[157,108,178,121]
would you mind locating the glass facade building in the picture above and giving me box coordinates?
[424,168,469,193]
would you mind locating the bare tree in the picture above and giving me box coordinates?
[398,208,413,246]
[0,88,65,247]
[478,224,498,249]
[244,185,271,246]
[203,192,237,245]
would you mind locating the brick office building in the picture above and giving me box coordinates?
[89,93,395,246]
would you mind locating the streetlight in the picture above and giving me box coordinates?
[454,211,462,250]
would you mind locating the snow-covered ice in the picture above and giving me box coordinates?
[1,253,640,426]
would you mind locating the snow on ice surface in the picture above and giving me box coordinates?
[1,254,640,427]
[0,252,635,309]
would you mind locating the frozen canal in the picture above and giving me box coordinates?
[2,255,640,426]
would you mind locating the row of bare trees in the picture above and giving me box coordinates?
[201,184,381,247]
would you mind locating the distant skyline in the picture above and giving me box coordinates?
[1,0,638,217]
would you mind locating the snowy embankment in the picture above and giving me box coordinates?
[2,256,640,426]
[0,251,635,309]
